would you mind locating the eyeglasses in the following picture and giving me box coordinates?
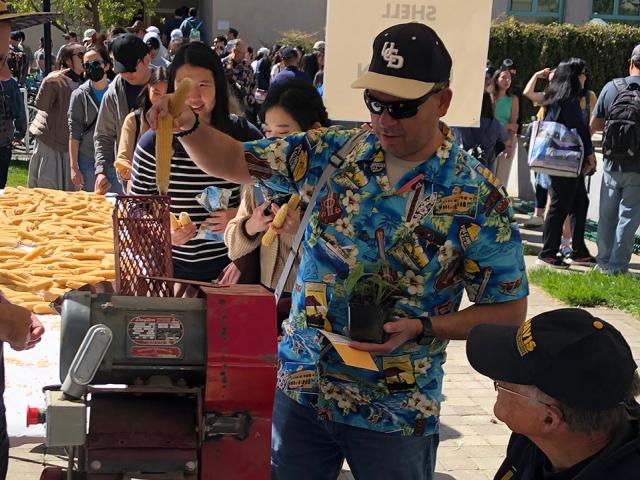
[83,60,104,70]
[74,52,85,60]
[493,380,564,419]
[363,84,447,120]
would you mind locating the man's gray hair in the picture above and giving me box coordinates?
[532,372,640,436]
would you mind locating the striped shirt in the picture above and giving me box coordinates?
[130,116,262,268]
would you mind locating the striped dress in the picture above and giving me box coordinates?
[130,115,262,280]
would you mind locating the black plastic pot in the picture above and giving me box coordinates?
[348,303,393,344]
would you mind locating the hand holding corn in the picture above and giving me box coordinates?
[262,194,300,247]
[156,78,193,195]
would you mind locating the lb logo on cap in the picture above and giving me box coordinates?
[516,319,537,356]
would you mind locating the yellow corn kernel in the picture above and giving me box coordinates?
[262,204,289,247]
[170,213,180,231]
[169,78,193,117]
[179,212,192,227]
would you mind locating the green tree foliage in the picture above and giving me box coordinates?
[8,0,159,33]
[490,18,640,118]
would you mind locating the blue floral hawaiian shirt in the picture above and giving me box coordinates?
[244,125,529,437]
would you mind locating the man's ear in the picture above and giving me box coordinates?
[437,88,453,118]
[540,405,563,434]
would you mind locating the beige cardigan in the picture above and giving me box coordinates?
[224,187,297,292]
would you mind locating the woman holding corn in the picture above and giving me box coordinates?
[130,42,262,282]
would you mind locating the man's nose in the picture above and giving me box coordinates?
[377,108,398,129]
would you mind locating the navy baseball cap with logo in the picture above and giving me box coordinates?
[111,33,149,74]
[351,22,452,100]
[466,308,637,409]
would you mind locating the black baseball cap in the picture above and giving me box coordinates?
[352,22,452,100]
[111,33,149,74]
[467,308,637,410]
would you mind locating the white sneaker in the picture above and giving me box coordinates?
[522,215,544,228]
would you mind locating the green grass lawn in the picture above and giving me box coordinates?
[529,268,640,318]
[6,159,28,188]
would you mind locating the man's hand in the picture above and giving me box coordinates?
[349,318,422,355]
[270,203,300,236]
[146,94,197,132]
[94,173,111,194]
[71,165,84,190]
[203,208,239,235]
[0,302,45,351]
[217,262,242,285]
[171,223,197,246]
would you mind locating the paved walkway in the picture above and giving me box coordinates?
[8,220,640,479]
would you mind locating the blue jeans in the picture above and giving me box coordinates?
[78,152,123,194]
[596,170,640,273]
[271,389,439,480]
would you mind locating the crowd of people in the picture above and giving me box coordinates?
[0,3,637,480]
[456,52,640,275]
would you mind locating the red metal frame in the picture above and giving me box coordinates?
[201,285,277,480]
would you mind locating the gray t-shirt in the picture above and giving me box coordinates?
[593,75,640,173]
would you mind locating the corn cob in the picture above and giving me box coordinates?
[179,212,192,227]
[261,194,301,247]
[155,78,193,195]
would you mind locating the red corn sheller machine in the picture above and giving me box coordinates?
[28,196,277,480]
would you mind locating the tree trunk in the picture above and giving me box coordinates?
[92,0,100,32]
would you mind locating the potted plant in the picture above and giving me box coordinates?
[344,262,400,344]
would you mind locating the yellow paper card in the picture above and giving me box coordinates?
[320,330,379,372]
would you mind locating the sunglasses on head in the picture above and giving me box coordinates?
[363,84,447,119]
[83,60,104,70]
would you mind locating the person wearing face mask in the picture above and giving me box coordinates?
[93,33,153,195]
[28,42,85,191]
[68,47,113,192]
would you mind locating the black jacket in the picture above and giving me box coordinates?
[494,403,640,480]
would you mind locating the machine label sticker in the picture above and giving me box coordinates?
[127,315,184,346]
[129,346,183,359]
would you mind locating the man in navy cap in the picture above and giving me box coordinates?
[93,32,152,194]
[467,308,640,479]
[149,22,528,479]
[269,46,311,89]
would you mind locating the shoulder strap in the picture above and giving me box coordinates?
[613,78,628,93]
[273,129,369,302]
[134,109,142,141]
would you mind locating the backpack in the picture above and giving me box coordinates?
[602,78,640,163]
[183,19,202,42]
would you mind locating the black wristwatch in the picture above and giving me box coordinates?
[416,315,434,345]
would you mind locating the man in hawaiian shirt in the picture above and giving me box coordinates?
[151,22,528,480]
[222,38,256,119]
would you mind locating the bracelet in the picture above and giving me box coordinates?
[175,111,200,138]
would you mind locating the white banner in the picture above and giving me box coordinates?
[323,0,493,127]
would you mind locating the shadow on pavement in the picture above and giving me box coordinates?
[439,423,462,441]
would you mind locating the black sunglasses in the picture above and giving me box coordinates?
[73,52,85,60]
[363,84,447,119]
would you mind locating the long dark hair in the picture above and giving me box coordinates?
[301,53,320,80]
[167,42,234,133]
[480,91,495,119]
[488,68,513,101]
[259,78,330,130]
[541,57,586,107]
[138,66,168,118]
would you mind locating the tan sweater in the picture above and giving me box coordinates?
[117,111,149,168]
[30,75,80,152]
[224,187,297,292]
